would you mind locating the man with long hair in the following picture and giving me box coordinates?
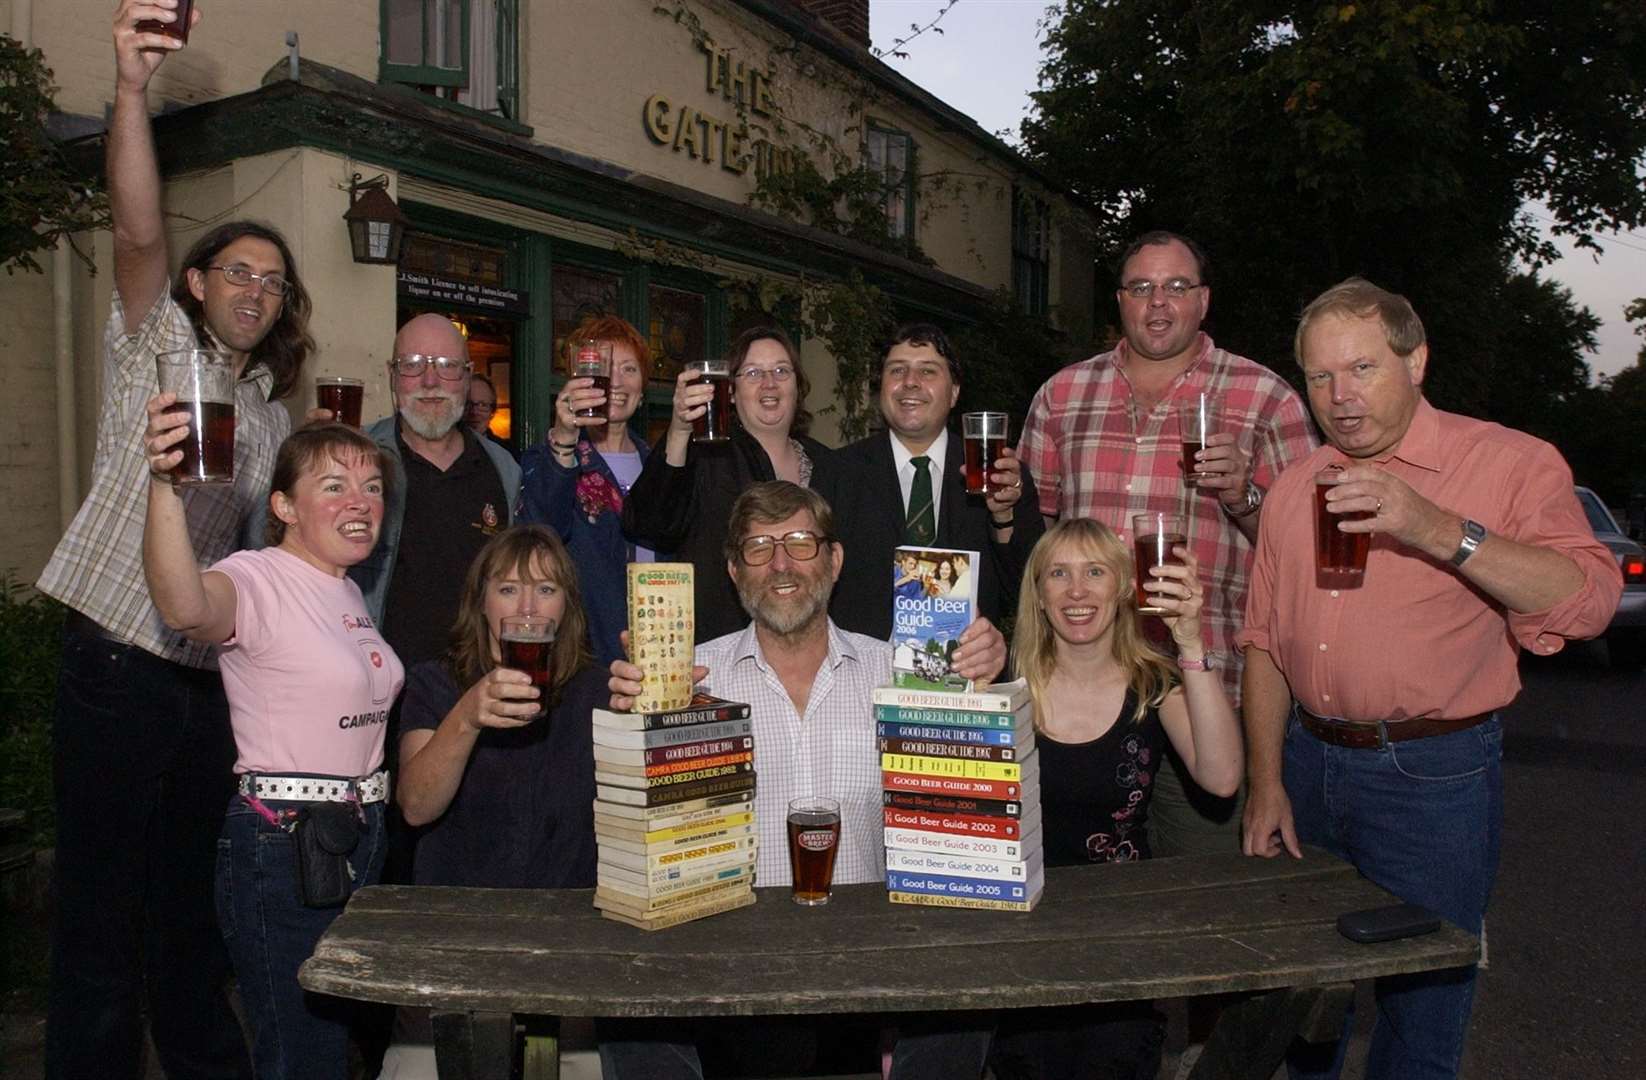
[34,5,314,1076]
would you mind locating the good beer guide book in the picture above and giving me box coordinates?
[890,545,980,692]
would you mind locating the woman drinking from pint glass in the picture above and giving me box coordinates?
[988,518,1243,1080]
[141,411,402,1080]
[395,524,602,887]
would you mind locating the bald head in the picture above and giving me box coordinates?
[391,314,470,441]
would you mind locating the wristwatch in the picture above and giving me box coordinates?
[1450,519,1486,567]
[1222,481,1264,519]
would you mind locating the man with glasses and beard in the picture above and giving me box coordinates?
[603,482,1008,1079]
[352,313,522,668]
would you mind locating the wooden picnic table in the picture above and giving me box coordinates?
[299,846,1478,1079]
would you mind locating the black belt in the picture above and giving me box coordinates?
[1296,705,1492,749]
[64,609,127,644]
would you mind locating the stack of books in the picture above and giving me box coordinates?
[877,679,1045,911]
[591,696,759,929]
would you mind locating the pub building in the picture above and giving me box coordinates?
[3,0,1098,581]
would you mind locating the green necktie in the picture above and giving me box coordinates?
[905,455,936,545]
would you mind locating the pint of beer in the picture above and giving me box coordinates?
[1131,512,1186,614]
[136,0,193,43]
[499,615,556,719]
[1314,465,1371,589]
[156,349,236,486]
[1178,393,1218,486]
[962,412,1008,495]
[786,796,841,905]
[573,340,613,421]
[688,358,733,443]
[315,377,364,427]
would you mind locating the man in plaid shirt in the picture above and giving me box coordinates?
[33,7,312,1074]
[1017,231,1317,856]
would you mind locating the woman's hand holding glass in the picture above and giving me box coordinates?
[460,666,541,731]
[1143,546,1207,653]
[549,376,606,447]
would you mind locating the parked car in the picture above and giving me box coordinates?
[1575,486,1646,669]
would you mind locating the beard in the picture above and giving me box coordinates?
[736,566,833,637]
[399,392,464,440]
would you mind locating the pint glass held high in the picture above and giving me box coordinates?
[962,412,1008,496]
[315,377,364,427]
[1131,512,1186,615]
[688,358,733,443]
[573,340,613,422]
[156,349,235,486]
[786,797,841,905]
[1315,466,1371,589]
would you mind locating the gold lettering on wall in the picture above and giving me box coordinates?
[642,34,793,179]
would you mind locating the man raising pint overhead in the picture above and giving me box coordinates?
[1239,278,1621,1079]
[35,3,312,1074]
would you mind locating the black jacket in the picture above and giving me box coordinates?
[624,429,836,643]
[818,430,1044,639]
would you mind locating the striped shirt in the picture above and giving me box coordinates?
[695,620,889,889]
[36,293,290,669]
[1017,334,1318,701]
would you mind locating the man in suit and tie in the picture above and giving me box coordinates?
[822,323,1044,638]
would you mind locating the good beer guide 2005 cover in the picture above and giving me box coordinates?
[890,545,979,692]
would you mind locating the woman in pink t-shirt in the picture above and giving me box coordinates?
[142,408,403,1080]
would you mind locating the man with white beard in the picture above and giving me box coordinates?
[353,313,521,666]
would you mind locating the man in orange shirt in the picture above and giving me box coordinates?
[1237,278,1620,1079]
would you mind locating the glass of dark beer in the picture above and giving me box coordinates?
[1315,465,1372,589]
[1178,392,1218,487]
[572,339,613,422]
[136,0,193,44]
[688,358,733,443]
[156,349,236,486]
[1131,512,1187,615]
[315,376,364,427]
[786,796,841,905]
[962,412,1008,496]
[499,615,557,719]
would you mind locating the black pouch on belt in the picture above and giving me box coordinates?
[292,802,361,908]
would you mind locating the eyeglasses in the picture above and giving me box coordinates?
[392,354,471,381]
[208,264,290,297]
[1121,278,1205,300]
[467,399,497,413]
[736,364,795,384]
[739,530,832,565]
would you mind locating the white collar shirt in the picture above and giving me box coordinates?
[695,619,890,888]
[890,427,949,530]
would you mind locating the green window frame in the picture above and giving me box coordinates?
[865,122,916,243]
[381,0,519,120]
[1012,186,1051,316]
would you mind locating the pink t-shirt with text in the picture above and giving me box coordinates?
[210,546,404,777]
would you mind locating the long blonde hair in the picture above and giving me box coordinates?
[1012,518,1177,729]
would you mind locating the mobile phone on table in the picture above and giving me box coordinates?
[1336,903,1443,944]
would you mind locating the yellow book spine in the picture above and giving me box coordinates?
[880,753,1022,781]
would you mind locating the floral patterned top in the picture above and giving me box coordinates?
[517,434,649,667]
[1035,689,1168,865]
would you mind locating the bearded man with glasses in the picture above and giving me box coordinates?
[603,481,1008,1079]
[1016,230,1317,862]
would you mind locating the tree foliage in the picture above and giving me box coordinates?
[1022,0,1646,430]
[0,34,109,274]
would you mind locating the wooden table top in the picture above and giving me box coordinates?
[299,847,1479,1018]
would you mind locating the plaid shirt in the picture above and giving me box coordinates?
[1017,335,1318,701]
[695,620,890,889]
[37,292,290,669]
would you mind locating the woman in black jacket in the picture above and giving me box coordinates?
[624,326,833,642]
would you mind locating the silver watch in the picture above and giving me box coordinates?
[1450,519,1486,567]
[1223,481,1264,519]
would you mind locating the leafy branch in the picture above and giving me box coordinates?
[873,0,960,61]
[0,34,109,274]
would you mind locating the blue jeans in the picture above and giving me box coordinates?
[47,625,250,1079]
[218,795,386,1080]
[1282,710,1503,1080]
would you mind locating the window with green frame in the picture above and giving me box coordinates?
[1012,186,1051,316]
[865,122,915,242]
[382,0,520,119]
